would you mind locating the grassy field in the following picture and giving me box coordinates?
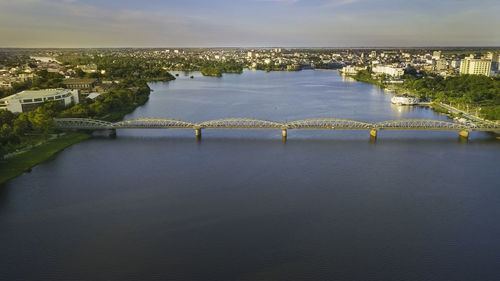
[0,132,90,185]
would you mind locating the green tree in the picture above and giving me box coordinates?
[13,114,31,136]
[29,109,54,139]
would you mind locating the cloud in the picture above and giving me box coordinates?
[0,0,499,47]
[0,0,198,47]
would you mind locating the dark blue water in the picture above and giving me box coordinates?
[1,70,500,281]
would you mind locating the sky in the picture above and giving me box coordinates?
[0,0,499,48]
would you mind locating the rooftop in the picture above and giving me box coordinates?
[1,88,76,101]
[62,78,97,84]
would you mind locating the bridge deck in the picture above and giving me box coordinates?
[54,118,500,133]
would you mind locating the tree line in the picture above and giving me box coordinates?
[402,73,500,120]
[354,68,500,120]
[1,53,177,158]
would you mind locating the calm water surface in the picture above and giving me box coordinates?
[1,70,500,281]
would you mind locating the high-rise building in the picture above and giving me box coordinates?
[486,52,499,72]
[459,55,492,76]
[432,51,441,60]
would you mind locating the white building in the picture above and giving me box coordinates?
[0,89,79,113]
[30,56,59,63]
[432,51,441,60]
[451,60,460,69]
[340,65,366,75]
[435,59,448,71]
[372,65,405,78]
[459,56,492,76]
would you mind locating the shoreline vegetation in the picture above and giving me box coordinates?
[1,55,178,184]
[0,132,90,184]
[347,69,500,122]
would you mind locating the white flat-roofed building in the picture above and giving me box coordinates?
[459,56,492,76]
[372,65,405,78]
[0,88,79,113]
[340,65,367,75]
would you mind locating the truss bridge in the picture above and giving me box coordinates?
[54,118,500,140]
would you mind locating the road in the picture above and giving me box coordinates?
[438,102,499,125]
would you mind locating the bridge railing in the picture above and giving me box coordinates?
[54,118,114,129]
[374,119,469,131]
[54,117,500,139]
[198,118,285,129]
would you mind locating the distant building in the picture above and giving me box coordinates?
[0,89,79,113]
[77,64,98,73]
[19,73,35,82]
[486,52,499,72]
[340,65,366,75]
[435,59,448,71]
[372,65,405,78]
[0,79,12,89]
[450,60,460,69]
[30,56,59,63]
[63,78,97,94]
[87,92,101,100]
[432,51,442,60]
[459,56,492,76]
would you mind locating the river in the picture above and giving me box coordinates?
[1,70,500,281]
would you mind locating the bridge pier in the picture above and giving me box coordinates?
[370,129,378,140]
[195,128,202,139]
[282,129,287,140]
[108,128,116,137]
[459,130,469,139]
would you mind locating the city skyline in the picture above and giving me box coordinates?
[0,0,499,48]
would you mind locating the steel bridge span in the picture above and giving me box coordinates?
[54,118,500,140]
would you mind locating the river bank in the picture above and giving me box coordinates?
[0,132,90,185]
[347,72,500,124]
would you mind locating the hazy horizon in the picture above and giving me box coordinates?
[2,46,500,49]
[0,0,499,48]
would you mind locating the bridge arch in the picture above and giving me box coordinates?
[375,119,469,130]
[54,118,114,129]
[198,118,285,129]
[287,118,373,129]
[114,118,195,129]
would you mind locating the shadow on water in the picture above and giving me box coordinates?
[0,183,10,213]
[91,133,500,147]
[458,136,469,145]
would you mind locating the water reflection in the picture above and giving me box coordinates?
[340,75,357,83]
[390,103,420,117]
